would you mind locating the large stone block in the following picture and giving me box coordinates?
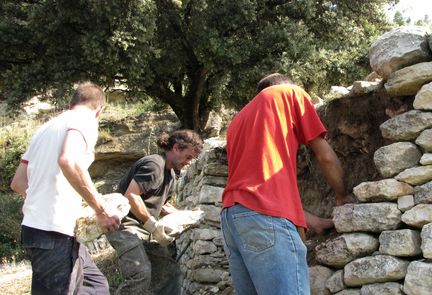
[420,223,432,258]
[380,110,432,141]
[360,282,404,295]
[403,261,432,295]
[353,179,413,202]
[316,233,379,268]
[414,180,432,204]
[395,165,432,185]
[413,82,432,110]
[385,62,432,96]
[373,142,421,177]
[379,229,421,257]
[326,270,345,293]
[309,265,333,295]
[333,203,402,233]
[344,255,409,286]
[416,128,432,152]
[401,204,432,228]
[369,26,431,79]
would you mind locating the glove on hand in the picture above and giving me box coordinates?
[143,216,175,247]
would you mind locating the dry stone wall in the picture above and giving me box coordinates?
[176,140,233,295]
[175,26,432,295]
[311,26,432,295]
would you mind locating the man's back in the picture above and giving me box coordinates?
[22,109,98,236]
[222,84,326,228]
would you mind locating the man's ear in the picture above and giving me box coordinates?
[173,142,180,152]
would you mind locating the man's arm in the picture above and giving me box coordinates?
[308,136,352,206]
[10,162,28,197]
[123,179,153,222]
[125,179,175,245]
[58,129,120,232]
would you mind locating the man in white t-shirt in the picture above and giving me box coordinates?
[11,82,120,295]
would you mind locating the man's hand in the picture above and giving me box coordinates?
[143,216,175,247]
[96,211,121,233]
[335,193,357,206]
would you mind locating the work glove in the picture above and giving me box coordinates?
[143,216,175,247]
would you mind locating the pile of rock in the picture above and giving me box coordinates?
[310,26,432,295]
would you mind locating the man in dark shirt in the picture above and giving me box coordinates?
[107,129,202,295]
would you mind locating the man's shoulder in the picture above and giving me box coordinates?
[136,154,165,169]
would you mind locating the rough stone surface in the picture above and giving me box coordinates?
[380,110,432,141]
[344,255,409,286]
[420,153,432,165]
[385,62,432,96]
[333,203,402,233]
[369,26,431,79]
[309,265,333,295]
[373,142,421,177]
[360,282,404,295]
[325,270,345,293]
[401,204,432,228]
[335,290,360,295]
[416,128,432,152]
[398,195,415,212]
[316,233,379,268]
[403,261,432,295]
[395,165,432,185]
[378,229,421,257]
[413,82,432,110]
[414,180,432,204]
[353,179,413,202]
[420,223,432,258]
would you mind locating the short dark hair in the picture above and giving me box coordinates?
[157,129,203,154]
[256,73,293,94]
[70,82,106,110]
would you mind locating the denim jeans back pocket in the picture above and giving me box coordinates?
[233,211,275,252]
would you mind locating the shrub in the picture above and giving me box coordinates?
[0,192,25,262]
[0,125,31,193]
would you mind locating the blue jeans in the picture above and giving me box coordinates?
[221,204,310,295]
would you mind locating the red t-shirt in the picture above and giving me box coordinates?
[222,84,327,228]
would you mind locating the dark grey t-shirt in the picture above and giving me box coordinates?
[117,154,176,219]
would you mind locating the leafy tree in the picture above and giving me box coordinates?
[1,0,395,131]
[393,11,407,26]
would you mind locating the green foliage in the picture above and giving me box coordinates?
[1,0,396,131]
[0,124,32,193]
[0,192,25,262]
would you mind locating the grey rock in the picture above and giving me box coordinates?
[369,26,431,79]
[395,165,432,185]
[344,255,409,286]
[325,270,346,293]
[420,223,432,258]
[403,261,432,295]
[373,142,421,177]
[333,203,402,233]
[385,62,432,96]
[379,229,422,257]
[380,110,432,141]
[316,233,379,268]
[360,282,403,295]
[309,265,333,295]
[413,82,432,110]
[353,179,414,202]
[401,204,432,228]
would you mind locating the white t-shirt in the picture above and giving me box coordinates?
[21,108,98,236]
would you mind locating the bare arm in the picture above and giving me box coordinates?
[124,179,154,223]
[309,136,351,206]
[10,162,28,197]
[58,130,120,231]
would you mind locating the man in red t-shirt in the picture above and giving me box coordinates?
[221,73,352,295]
